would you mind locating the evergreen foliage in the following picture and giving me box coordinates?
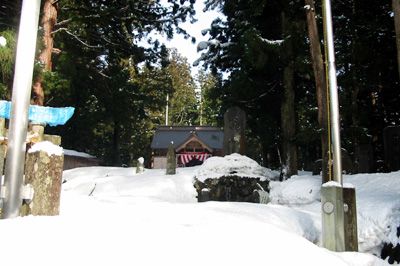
[1,0,399,172]
[0,29,16,98]
[167,49,198,126]
[1,0,197,166]
[197,69,221,126]
[200,0,399,173]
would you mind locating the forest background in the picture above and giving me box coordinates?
[0,0,399,179]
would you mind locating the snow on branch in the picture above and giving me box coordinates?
[204,0,224,12]
[197,41,209,51]
[201,28,210,36]
[197,39,234,52]
[260,37,284,46]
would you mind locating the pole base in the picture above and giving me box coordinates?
[321,185,345,252]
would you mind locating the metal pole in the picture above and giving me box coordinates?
[1,0,41,219]
[321,0,350,253]
[323,0,342,185]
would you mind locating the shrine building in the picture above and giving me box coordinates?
[150,126,224,168]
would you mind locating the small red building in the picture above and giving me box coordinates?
[151,126,224,168]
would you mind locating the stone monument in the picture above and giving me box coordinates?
[223,106,246,155]
[166,142,176,175]
[355,143,373,173]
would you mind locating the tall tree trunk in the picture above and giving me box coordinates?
[351,85,360,171]
[281,12,298,179]
[351,0,360,173]
[33,0,58,106]
[304,0,330,182]
[112,119,122,166]
[281,62,298,178]
[393,0,400,79]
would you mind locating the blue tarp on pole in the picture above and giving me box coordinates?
[0,100,75,126]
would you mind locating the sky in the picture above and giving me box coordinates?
[159,1,222,75]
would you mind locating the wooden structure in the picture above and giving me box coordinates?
[151,126,223,168]
[63,149,100,170]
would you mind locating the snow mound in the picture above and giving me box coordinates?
[62,166,197,203]
[269,175,321,205]
[28,141,63,156]
[194,153,278,182]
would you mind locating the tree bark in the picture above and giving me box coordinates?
[281,62,298,178]
[281,12,298,179]
[32,0,58,106]
[351,0,361,173]
[304,0,330,182]
[393,0,400,79]
[112,119,122,166]
[351,85,360,171]
[39,0,57,72]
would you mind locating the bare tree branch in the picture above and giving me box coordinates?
[52,28,100,48]
[55,18,72,27]
[98,69,111,79]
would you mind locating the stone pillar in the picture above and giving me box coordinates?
[223,106,246,155]
[23,144,64,216]
[43,134,61,146]
[0,118,6,178]
[166,142,176,175]
[321,184,345,252]
[0,117,5,137]
[29,122,45,142]
[0,118,6,216]
[136,157,145,174]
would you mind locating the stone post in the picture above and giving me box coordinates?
[343,186,358,251]
[0,118,6,177]
[136,157,145,174]
[29,122,45,142]
[0,117,5,136]
[166,142,176,175]
[43,134,61,146]
[0,118,6,217]
[321,184,345,252]
[23,142,64,216]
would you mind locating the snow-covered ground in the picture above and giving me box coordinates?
[0,153,398,265]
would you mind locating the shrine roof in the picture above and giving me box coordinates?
[151,126,223,150]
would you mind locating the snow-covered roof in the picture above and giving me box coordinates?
[63,149,96,159]
[150,126,223,150]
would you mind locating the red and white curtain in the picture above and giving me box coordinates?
[179,153,212,165]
